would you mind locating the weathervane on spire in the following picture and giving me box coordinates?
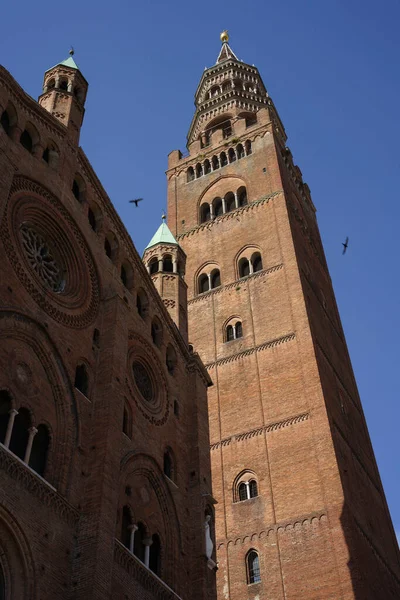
[69,47,75,56]
[162,212,166,221]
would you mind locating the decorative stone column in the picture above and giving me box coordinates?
[245,481,250,499]
[207,273,212,291]
[210,203,214,220]
[129,524,138,554]
[173,259,178,273]
[234,191,239,209]
[4,409,18,448]
[24,427,38,464]
[222,198,226,214]
[158,258,163,273]
[143,537,153,568]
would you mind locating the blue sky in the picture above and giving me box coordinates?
[1,1,399,541]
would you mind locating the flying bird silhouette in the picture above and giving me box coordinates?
[129,198,143,207]
[342,236,349,255]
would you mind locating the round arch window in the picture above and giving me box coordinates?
[132,361,154,403]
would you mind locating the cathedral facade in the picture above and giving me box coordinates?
[0,54,217,599]
[165,32,400,600]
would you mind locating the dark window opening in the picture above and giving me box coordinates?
[235,322,243,339]
[20,130,33,153]
[104,238,112,259]
[200,203,211,223]
[29,424,49,477]
[72,180,80,201]
[196,163,203,178]
[0,391,11,444]
[163,255,173,272]
[204,160,211,174]
[245,140,252,155]
[164,450,174,479]
[225,193,235,213]
[42,147,49,163]
[88,208,97,231]
[249,479,258,498]
[239,482,247,501]
[1,111,10,135]
[228,148,236,163]
[238,188,248,207]
[210,270,221,289]
[122,403,131,438]
[239,258,250,278]
[199,274,209,294]
[121,265,128,287]
[214,198,223,217]
[121,506,132,548]
[247,551,261,584]
[9,407,30,460]
[237,144,245,159]
[149,534,161,575]
[134,522,146,562]
[187,167,195,182]
[149,258,158,274]
[220,152,228,167]
[252,254,263,272]
[74,364,89,396]
[47,79,55,89]
[226,325,234,342]
[212,156,219,170]
[59,80,68,91]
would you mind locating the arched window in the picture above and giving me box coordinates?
[252,252,263,272]
[220,152,228,167]
[163,254,173,272]
[149,257,159,274]
[204,159,211,174]
[226,325,234,342]
[200,203,211,223]
[225,192,235,213]
[166,344,177,375]
[198,274,209,294]
[29,424,49,477]
[149,534,161,575]
[136,289,148,319]
[238,187,248,207]
[59,79,68,91]
[213,197,223,217]
[151,317,163,348]
[1,110,11,134]
[212,155,219,170]
[134,522,146,562]
[104,233,118,262]
[247,551,261,584]
[47,78,56,90]
[75,364,89,396]
[239,258,250,278]
[235,322,243,339]
[187,167,195,182]
[210,269,221,289]
[122,401,132,438]
[210,85,220,97]
[238,482,247,501]
[249,479,258,498]
[237,144,245,159]
[245,140,252,155]
[196,163,203,178]
[0,390,11,444]
[20,129,33,153]
[9,407,31,460]
[121,506,132,549]
[164,448,175,481]
[72,176,85,202]
[228,148,236,163]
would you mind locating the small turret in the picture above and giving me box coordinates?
[38,50,88,145]
[143,215,188,343]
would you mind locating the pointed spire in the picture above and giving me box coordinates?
[145,216,178,250]
[216,30,239,64]
[47,48,80,73]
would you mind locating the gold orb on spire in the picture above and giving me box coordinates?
[220,30,229,43]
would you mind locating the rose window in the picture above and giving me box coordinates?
[132,361,154,402]
[20,225,65,293]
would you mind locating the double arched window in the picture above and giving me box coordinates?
[238,251,263,278]
[238,479,258,501]
[0,390,50,478]
[247,550,261,584]
[198,268,221,294]
[199,186,248,224]
[120,510,162,576]
[225,320,243,342]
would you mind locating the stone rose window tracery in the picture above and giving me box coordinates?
[132,361,154,403]
[20,224,65,293]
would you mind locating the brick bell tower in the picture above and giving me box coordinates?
[166,32,400,600]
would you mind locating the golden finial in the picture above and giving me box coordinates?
[220,30,229,43]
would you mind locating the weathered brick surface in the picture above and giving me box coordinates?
[0,63,216,600]
[167,50,400,600]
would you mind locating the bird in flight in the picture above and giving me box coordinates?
[342,236,349,255]
[129,198,143,207]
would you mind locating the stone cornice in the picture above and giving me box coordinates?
[177,190,283,241]
[216,509,327,548]
[210,411,308,450]
[205,332,295,370]
[188,263,283,306]
[0,443,79,527]
[114,540,183,599]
